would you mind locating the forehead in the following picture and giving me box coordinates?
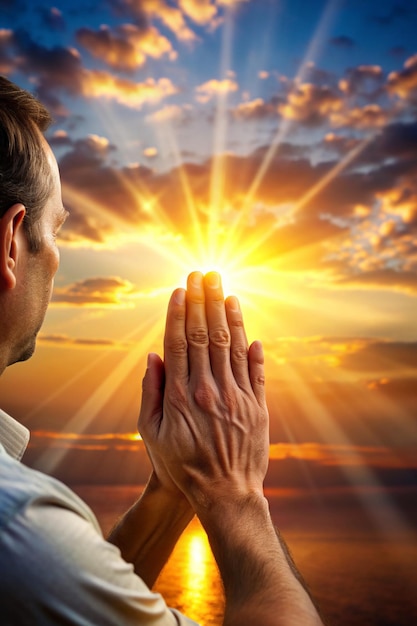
[40,135,64,223]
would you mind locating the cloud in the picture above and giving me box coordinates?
[113,0,198,42]
[146,103,190,123]
[336,269,417,296]
[37,6,66,31]
[0,30,178,113]
[143,146,158,158]
[196,77,239,102]
[29,430,142,449]
[178,0,218,25]
[336,339,417,372]
[232,97,278,120]
[331,104,389,129]
[38,334,123,349]
[79,71,178,108]
[0,29,15,73]
[52,277,137,307]
[329,35,355,49]
[268,442,417,469]
[278,83,343,126]
[339,64,384,97]
[387,53,417,100]
[76,23,177,72]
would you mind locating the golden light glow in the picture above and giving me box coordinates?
[180,524,211,613]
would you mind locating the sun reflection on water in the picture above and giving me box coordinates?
[155,518,224,626]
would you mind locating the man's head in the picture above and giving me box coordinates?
[0,76,54,252]
[0,77,67,371]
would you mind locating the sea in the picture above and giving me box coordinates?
[72,484,417,626]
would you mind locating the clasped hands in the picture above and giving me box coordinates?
[138,271,269,511]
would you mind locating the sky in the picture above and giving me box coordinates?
[0,0,416,506]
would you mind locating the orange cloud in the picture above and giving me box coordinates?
[76,24,177,72]
[146,103,190,123]
[79,70,178,108]
[38,334,125,349]
[196,77,239,102]
[178,0,218,25]
[268,442,416,469]
[278,83,343,125]
[387,54,417,99]
[28,432,416,473]
[339,64,384,96]
[336,269,417,296]
[143,146,158,158]
[52,276,137,307]
[132,0,198,42]
[332,104,389,129]
[232,97,277,120]
[29,430,142,448]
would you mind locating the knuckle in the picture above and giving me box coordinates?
[194,382,216,411]
[188,326,209,346]
[166,337,188,355]
[229,317,244,329]
[221,390,238,413]
[172,309,186,322]
[210,327,230,348]
[232,345,248,361]
[254,373,265,386]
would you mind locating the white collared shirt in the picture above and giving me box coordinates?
[0,409,198,626]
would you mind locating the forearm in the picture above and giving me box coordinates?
[107,473,194,588]
[194,490,323,626]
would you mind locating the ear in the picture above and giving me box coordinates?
[0,203,26,290]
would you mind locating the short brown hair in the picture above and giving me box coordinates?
[0,76,54,252]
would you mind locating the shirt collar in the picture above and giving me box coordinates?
[0,409,30,460]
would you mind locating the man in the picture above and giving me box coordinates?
[0,76,324,625]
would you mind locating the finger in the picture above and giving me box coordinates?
[186,271,211,380]
[138,353,164,436]
[248,340,266,406]
[204,272,231,382]
[163,288,188,385]
[225,295,250,389]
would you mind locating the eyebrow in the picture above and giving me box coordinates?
[59,207,69,222]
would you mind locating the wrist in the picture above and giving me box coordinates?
[145,471,193,516]
[191,484,268,526]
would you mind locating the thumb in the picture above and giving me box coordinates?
[138,353,165,435]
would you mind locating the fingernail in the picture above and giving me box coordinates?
[227,295,239,311]
[190,272,203,288]
[206,271,220,288]
[175,289,185,305]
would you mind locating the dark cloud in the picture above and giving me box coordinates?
[329,35,355,49]
[362,121,417,162]
[340,64,385,99]
[57,130,414,257]
[338,340,417,372]
[390,45,408,58]
[387,53,417,101]
[231,97,279,121]
[371,3,412,26]
[13,29,84,93]
[37,6,66,32]
[337,269,417,295]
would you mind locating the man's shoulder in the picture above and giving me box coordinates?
[0,450,98,532]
